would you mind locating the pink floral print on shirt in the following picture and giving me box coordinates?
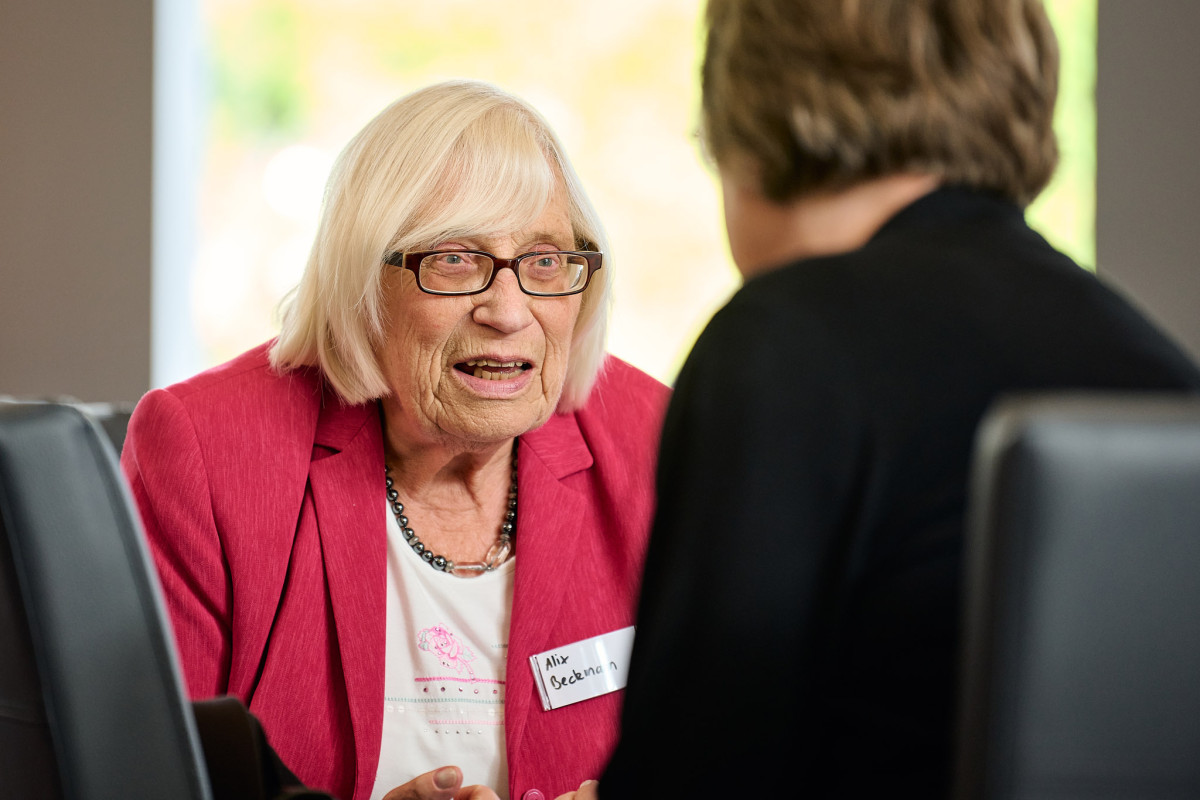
[417,624,478,680]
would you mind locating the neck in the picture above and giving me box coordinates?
[381,427,515,508]
[383,432,518,574]
[724,172,941,279]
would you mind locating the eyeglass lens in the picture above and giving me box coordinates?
[419,252,589,295]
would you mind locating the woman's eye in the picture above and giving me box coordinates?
[443,254,463,265]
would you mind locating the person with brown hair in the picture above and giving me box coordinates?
[575,1,1200,798]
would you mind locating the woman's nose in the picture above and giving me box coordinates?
[471,267,534,332]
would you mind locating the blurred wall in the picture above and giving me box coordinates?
[1096,1,1200,363]
[0,0,153,402]
[1,1,1198,402]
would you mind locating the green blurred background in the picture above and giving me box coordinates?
[195,0,1096,384]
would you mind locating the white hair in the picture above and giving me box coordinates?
[271,80,612,410]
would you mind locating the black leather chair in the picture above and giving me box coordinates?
[0,397,135,455]
[0,402,212,799]
[956,393,1200,800]
[71,402,135,454]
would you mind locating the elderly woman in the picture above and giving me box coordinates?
[586,1,1200,799]
[121,81,668,800]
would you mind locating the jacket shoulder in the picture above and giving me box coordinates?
[128,342,323,474]
[161,342,322,413]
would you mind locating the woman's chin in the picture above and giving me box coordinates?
[435,373,561,444]
[439,409,551,446]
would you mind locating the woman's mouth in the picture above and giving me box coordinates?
[456,358,531,381]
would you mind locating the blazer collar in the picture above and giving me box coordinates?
[312,389,377,455]
[521,408,593,478]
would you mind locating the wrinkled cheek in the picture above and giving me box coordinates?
[408,358,449,420]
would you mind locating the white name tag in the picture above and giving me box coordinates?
[529,626,636,711]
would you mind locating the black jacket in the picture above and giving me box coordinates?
[602,187,1200,798]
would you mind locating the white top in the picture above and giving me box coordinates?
[370,503,515,800]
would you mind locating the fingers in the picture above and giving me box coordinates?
[381,766,463,800]
[455,784,502,800]
[554,779,599,800]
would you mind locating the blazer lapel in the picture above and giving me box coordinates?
[504,412,593,761]
[306,399,387,789]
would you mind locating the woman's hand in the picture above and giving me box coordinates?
[554,779,599,800]
[382,766,500,800]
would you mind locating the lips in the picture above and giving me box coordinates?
[456,358,532,381]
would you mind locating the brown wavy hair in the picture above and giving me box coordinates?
[702,0,1060,206]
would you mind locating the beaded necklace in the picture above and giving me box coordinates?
[385,440,517,577]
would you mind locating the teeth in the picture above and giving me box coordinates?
[463,358,529,380]
[473,367,522,380]
[465,358,525,368]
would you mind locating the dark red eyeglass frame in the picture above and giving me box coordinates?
[383,250,603,297]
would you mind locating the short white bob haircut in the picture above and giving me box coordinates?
[270,80,613,411]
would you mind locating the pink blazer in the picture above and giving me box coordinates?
[121,344,669,800]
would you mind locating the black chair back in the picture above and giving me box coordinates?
[0,403,211,799]
[956,393,1200,800]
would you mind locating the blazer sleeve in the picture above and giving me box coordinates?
[121,387,233,698]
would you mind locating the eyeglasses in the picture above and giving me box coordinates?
[384,250,603,297]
